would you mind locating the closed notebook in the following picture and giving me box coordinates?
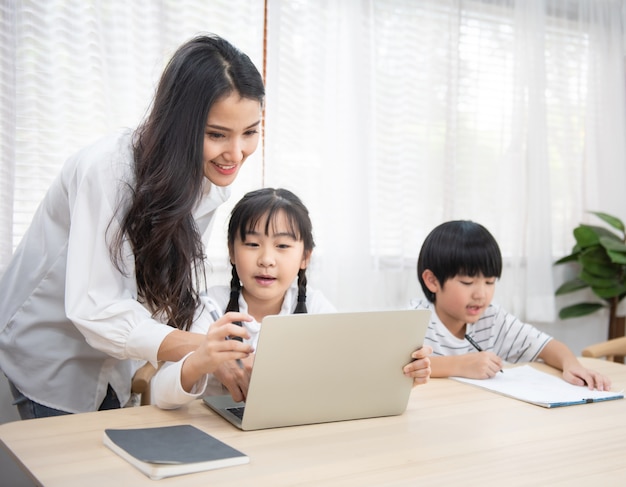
[102,424,249,480]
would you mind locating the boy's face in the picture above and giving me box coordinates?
[423,271,496,332]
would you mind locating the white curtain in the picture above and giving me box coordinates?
[0,0,266,274]
[2,0,626,323]
[264,0,626,321]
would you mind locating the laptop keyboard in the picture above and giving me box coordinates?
[226,406,246,420]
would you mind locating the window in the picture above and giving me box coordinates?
[3,0,625,318]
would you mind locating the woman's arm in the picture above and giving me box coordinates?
[156,330,204,361]
[151,318,252,409]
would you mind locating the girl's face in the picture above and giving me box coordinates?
[203,93,262,187]
[231,210,310,317]
[423,271,496,334]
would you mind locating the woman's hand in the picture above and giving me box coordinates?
[180,312,252,393]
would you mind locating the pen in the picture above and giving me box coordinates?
[465,333,503,373]
[210,309,244,370]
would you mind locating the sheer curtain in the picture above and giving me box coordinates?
[2,0,626,326]
[0,0,266,275]
[264,0,626,322]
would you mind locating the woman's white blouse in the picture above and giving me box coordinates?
[0,129,230,413]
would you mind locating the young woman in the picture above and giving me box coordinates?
[0,34,262,418]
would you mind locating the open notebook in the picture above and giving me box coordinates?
[451,364,624,408]
[203,309,431,430]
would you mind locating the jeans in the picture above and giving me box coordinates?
[8,380,121,420]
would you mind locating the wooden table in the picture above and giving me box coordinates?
[1,358,625,486]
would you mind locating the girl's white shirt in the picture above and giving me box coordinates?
[0,129,231,413]
[151,282,336,409]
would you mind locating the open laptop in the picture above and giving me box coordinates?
[202,309,430,430]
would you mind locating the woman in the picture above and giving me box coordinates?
[0,34,262,418]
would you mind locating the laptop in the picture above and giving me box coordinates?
[202,309,430,430]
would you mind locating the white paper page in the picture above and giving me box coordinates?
[451,365,624,407]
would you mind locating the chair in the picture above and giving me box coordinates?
[581,336,626,362]
[130,362,159,405]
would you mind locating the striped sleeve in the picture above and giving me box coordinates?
[484,305,552,363]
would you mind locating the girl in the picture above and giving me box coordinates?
[152,188,336,409]
[152,188,432,409]
[0,34,261,419]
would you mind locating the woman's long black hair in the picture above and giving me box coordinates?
[111,34,264,330]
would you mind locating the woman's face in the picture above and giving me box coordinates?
[203,93,262,187]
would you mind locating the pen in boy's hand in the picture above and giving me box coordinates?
[209,309,244,370]
[465,333,503,373]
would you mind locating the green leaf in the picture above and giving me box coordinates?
[600,237,626,265]
[573,226,600,247]
[554,253,579,265]
[558,302,606,319]
[589,211,625,233]
[555,278,589,295]
[579,248,618,278]
[573,225,621,248]
[599,236,626,251]
[591,284,626,299]
[580,270,619,288]
[606,249,626,265]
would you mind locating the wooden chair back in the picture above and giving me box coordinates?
[130,362,159,405]
[581,336,626,363]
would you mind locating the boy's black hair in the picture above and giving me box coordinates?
[417,220,502,302]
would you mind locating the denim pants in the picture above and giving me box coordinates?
[8,380,121,419]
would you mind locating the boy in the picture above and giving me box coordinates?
[412,220,611,390]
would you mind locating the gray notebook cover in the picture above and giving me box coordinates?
[104,424,246,464]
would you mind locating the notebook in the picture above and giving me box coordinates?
[102,425,249,480]
[451,364,625,408]
[203,309,430,430]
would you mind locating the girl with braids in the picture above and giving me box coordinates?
[0,34,260,419]
[151,188,336,409]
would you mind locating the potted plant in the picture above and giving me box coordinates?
[554,211,626,341]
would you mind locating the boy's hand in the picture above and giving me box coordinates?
[403,345,433,386]
[562,364,612,391]
[461,351,502,379]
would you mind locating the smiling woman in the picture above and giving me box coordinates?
[202,94,262,187]
[0,34,265,420]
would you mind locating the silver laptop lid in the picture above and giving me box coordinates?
[231,309,430,430]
